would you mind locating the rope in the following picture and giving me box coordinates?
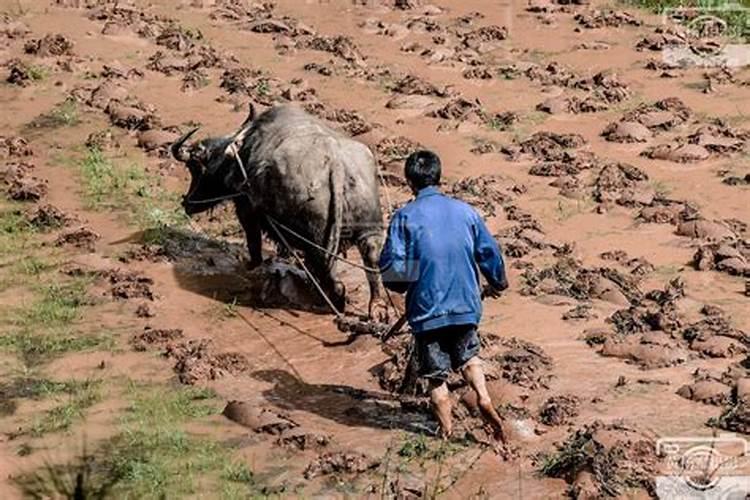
[265,214,343,318]
[184,192,244,205]
[265,214,381,273]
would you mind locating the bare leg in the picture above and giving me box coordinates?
[462,358,506,443]
[429,380,453,439]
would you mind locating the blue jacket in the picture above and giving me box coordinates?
[379,186,508,333]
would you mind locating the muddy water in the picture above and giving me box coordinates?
[1,0,749,497]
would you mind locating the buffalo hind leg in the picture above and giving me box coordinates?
[233,199,262,269]
[304,251,345,314]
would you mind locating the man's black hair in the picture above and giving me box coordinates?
[404,150,441,190]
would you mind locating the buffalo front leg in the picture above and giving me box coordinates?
[233,199,262,268]
[358,233,387,321]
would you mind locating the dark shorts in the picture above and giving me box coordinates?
[415,324,481,382]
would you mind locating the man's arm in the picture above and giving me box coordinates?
[472,212,508,292]
[379,212,410,294]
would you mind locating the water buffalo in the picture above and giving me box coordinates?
[171,104,384,315]
[171,128,266,268]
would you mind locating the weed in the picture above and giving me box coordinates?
[0,206,36,258]
[0,278,112,365]
[222,461,255,484]
[398,433,430,460]
[15,442,120,499]
[17,280,90,327]
[78,147,147,209]
[554,198,594,222]
[26,64,48,82]
[650,179,672,197]
[0,331,110,367]
[27,380,102,437]
[254,79,271,97]
[24,99,80,131]
[75,147,188,240]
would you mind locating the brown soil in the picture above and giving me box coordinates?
[2,0,749,497]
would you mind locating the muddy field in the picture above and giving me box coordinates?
[0,0,749,498]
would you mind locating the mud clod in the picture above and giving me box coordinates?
[54,227,100,252]
[303,451,379,479]
[487,337,554,390]
[102,269,156,300]
[25,204,72,230]
[447,175,519,218]
[1,135,33,159]
[223,401,298,434]
[3,163,47,202]
[677,378,731,406]
[164,339,250,385]
[276,428,331,450]
[131,326,184,352]
[538,394,580,425]
[375,136,423,165]
[24,34,74,56]
[540,420,661,498]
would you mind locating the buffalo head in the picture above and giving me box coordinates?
[170,104,256,215]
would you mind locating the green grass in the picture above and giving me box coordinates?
[0,206,37,259]
[24,99,81,132]
[0,377,96,417]
[27,380,102,437]
[16,383,263,499]
[624,0,750,41]
[650,179,673,197]
[76,147,188,243]
[26,64,48,82]
[0,332,111,367]
[17,281,90,327]
[553,198,595,222]
[0,279,112,366]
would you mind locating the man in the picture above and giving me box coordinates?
[379,150,508,442]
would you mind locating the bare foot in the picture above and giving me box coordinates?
[477,399,506,443]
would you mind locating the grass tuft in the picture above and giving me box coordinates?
[24,99,80,132]
[27,380,102,437]
[76,147,188,242]
[0,278,112,366]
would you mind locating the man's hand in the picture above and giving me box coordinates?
[481,284,504,299]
